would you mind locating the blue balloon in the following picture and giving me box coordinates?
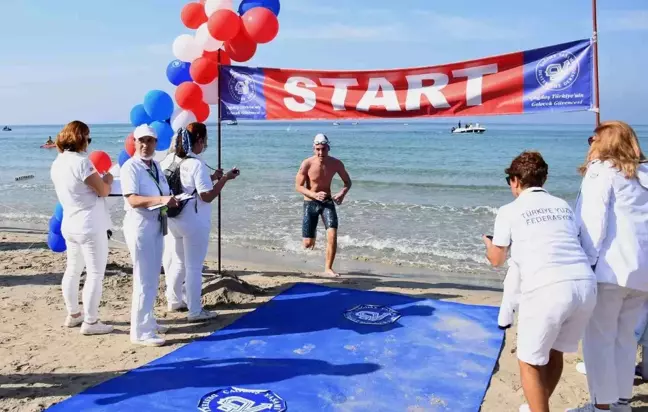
[48,215,62,235]
[118,149,131,167]
[47,232,67,253]
[130,104,152,127]
[166,60,192,86]
[54,202,64,222]
[239,0,280,16]
[144,90,174,122]
[151,121,174,151]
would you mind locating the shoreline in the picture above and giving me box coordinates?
[2,227,648,411]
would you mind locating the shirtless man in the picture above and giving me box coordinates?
[295,134,352,277]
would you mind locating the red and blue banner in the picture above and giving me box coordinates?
[219,39,593,121]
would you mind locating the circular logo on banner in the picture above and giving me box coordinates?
[228,72,256,104]
[536,50,580,91]
[344,304,402,325]
[198,387,287,412]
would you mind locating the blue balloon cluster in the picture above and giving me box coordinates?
[128,90,175,151]
[48,202,66,253]
[118,149,131,167]
[239,0,280,16]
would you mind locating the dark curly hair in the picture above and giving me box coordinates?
[505,151,548,188]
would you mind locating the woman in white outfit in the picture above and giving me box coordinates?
[568,121,648,412]
[50,120,114,335]
[164,123,238,321]
[483,151,596,412]
[121,124,179,347]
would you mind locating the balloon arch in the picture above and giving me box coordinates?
[47,0,281,253]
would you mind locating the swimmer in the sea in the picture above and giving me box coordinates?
[295,133,352,277]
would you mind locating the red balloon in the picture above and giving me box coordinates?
[203,49,232,66]
[207,9,241,41]
[125,133,135,156]
[242,7,279,44]
[181,3,208,30]
[89,150,112,174]
[192,102,211,123]
[190,57,218,85]
[225,30,257,63]
[175,82,204,110]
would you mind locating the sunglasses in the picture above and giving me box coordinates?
[588,135,594,146]
[87,137,92,145]
[506,176,511,186]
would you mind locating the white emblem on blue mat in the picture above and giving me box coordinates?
[228,72,256,104]
[344,304,402,325]
[199,387,286,412]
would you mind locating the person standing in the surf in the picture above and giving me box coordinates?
[295,134,352,277]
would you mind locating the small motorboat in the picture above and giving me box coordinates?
[41,143,56,149]
[2,126,11,131]
[333,122,340,126]
[225,120,238,126]
[451,123,486,134]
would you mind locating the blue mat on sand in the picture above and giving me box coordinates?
[47,283,505,412]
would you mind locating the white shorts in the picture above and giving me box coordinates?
[517,279,596,366]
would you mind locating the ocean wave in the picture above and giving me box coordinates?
[350,179,506,191]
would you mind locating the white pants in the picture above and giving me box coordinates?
[583,283,648,404]
[517,279,597,366]
[123,215,164,341]
[61,230,109,324]
[499,259,521,327]
[165,218,210,317]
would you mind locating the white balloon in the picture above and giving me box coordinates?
[196,23,225,52]
[153,150,167,163]
[108,163,120,177]
[205,0,233,16]
[200,78,220,105]
[172,34,202,63]
[171,108,197,131]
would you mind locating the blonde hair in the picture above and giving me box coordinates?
[56,120,90,153]
[579,120,646,178]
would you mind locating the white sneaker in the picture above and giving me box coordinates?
[64,314,84,327]
[188,310,218,322]
[80,321,114,335]
[576,361,587,375]
[566,404,605,412]
[131,335,166,347]
[611,403,632,412]
[167,302,187,312]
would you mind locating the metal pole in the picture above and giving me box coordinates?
[592,0,601,126]
[217,49,222,275]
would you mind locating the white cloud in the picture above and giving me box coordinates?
[601,10,648,31]
[414,11,528,40]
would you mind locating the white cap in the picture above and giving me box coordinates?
[133,124,157,140]
[313,133,329,146]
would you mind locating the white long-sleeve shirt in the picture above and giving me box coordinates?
[575,160,648,291]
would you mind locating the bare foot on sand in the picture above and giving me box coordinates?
[323,269,340,277]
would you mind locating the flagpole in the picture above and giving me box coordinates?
[592,0,601,126]
[217,49,223,275]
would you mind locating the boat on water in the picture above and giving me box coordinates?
[2,126,11,131]
[451,122,486,134]
[351,122,358,126]
[225,120,238,126]
[40,143,56,149]
[333,122,340,126]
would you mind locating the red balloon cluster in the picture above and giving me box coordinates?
[89,150,112,174]
[173,1,281,123]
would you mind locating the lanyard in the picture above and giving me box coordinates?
[144,162,168,217]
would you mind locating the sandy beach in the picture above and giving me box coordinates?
[1,228,648,412]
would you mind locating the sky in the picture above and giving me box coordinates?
[0,0,646,126]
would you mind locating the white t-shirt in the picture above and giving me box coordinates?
[50,151,109,235]
[175,156,213,225]
[120,157,171,221]
[492,187,594,293]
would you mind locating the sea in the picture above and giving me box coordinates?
[2,121,647,284]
